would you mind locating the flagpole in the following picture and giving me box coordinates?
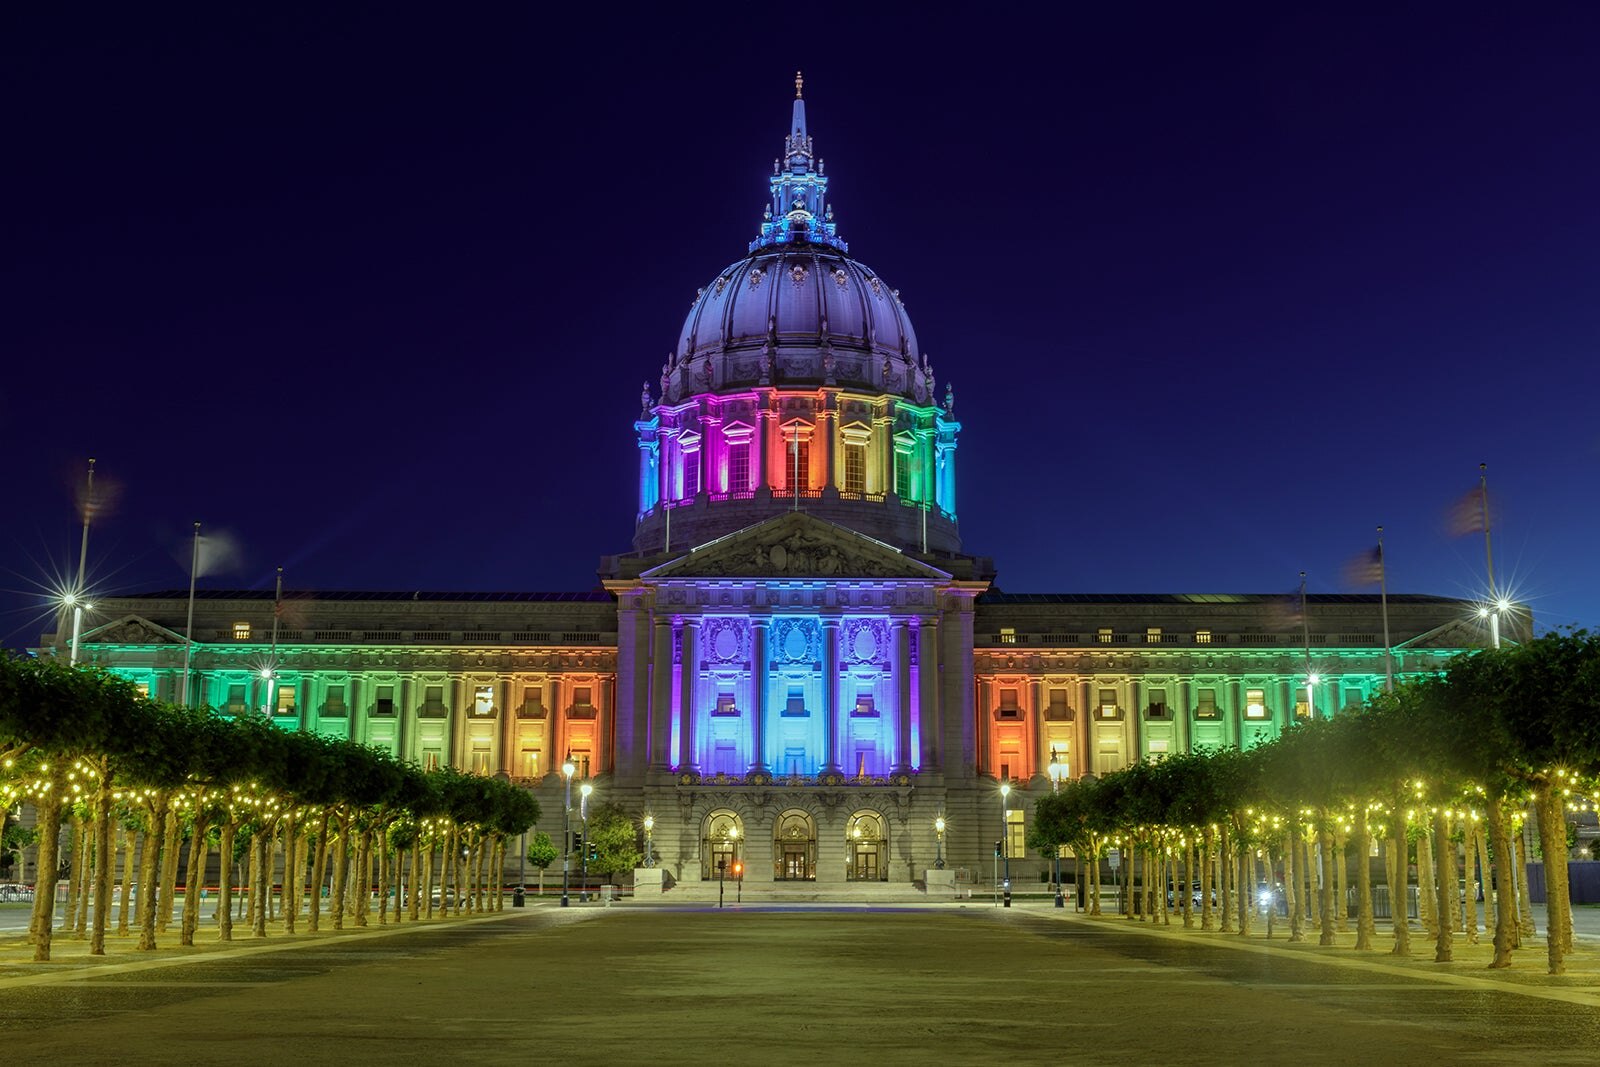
[791,424,800,512]
[1478,463,1501,649]
[1300,571,1315,716]
[181,521,200,707]
[265,566,283,715]
[1377,526,1393,692]
[68,458,96,667]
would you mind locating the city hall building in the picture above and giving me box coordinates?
[53,80,1486,892]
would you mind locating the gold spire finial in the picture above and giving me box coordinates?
[795,70,804,98]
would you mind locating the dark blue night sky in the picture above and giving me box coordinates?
[4,6,1597,648]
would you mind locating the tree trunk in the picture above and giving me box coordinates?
[1218,825,1233,933]
[1333,827,1348,935]
[1416,824,1436,937]
[1199,829,1213,930]
[1285,825,1303,943]
[409,841,422,921]
[1182,838,1195,929]
[180,809,206,946]
[1461,819,1479,943]
[217,820,236,941]
[90,784,114,955]
[118,824,135,935]
[1535,786,1568,974]
[158,808,181,933]
[136,797,168,951]
[282,812,299,934]
[1235,842,1249,937]
[424,839,437,919]
[330,815,350,931]
[61,810,84,936]
[1390,816,1411,956]
[1512,824,1534,942]
[1432,808,1453,963]
[1355,806,1374,950]
[252,827,270,938]
[1474,810,1495,947]
[29,793,63,961]
[74,816,93,937]
[1318,819,1335,947]
[309,810,330,932]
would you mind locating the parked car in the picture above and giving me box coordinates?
[1166,881,1216,907]
[0,883,33,903]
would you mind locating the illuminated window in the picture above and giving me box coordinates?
[1146,627,1162,644]
[682,448,700,499]
[714,692,738,716]
[853,692,877,717]
[572,752,591,777]
[520,685,545,718]
[1147,688,1168,719]
[276,684,296,714]
[1294,688,1311,719]
[1005,809,1026,858]
[893,450,910,498]
[232,621,251,641]
[470,745,491,774]
[573,687,592,708]
[1098,688,1120,719]
[1195,629,1212,645]
[999,627,1017,645]
[374,685,395,716]
[1046,688,1073,720]
[521,747,541,777]
[843,443,866,494]
[783,687,808,716]
[728,442,751,492]
[1196,688,1218,719]
[134,682,151,699]
[323,684,347,717]
[1245,688,1267,719]
[423,749,442,772]
[1097,628,1113,645]
[787,433,810,489]
[226,684,247,715]
[473,685,495,717]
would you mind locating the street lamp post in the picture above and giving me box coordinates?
[560,752,575,907]
[579,781,593,903]
[934,815,946,870]
[643,814,654,868]
[1048,747,1066,908]
[1000,781,1012,907]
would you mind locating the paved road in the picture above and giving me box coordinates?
[4,905,1599,1064]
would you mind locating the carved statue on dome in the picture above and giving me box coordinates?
[944,381,955,415]
[698,358,714,387]
[641,382,653,416]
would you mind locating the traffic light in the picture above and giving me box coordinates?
[587,838,598,862]
[994,840,1002,857]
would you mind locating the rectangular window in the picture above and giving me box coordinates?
[1294,688,1311,719]
[521,685,544,718]
[999,627,1017,645]
[714,692,738,716]
[1245,688,1267,719]
[573,752,592,778]
[521,748,541,777]
[1146,627,1162,644]
[324,684,348,717]
[1098,688,1118,718]
[232,621,251,641]
[1046,688,1073,721]
[844,443,866,494]
[135,682,151,699]
[682,449,700,499]
[573,687,592,707]
[853,693,877,717]
[999,689,1021,718]
[422,749,442,773]
[423,685,445,715]
[788,434,810,489]
[374,685,395,716]
[1196,629,1212,645]
[474,685,495,717]
[470,746,491,775]
[893,450,911,498]
[276,685,296,714]
[784,746,805,776]
[1196,688,1218,718]
[728,441,751,492]
[1147,688,1168,719]
[1005,809,1026,858]
[1343,686,1364,709]
[783,687,808,716]
[227,684,247,715]
[999,761,1011,781]
[1097,628,1113,645]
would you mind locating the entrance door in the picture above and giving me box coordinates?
[783,847,810,880]
[774,809,817,881]
[853,848,878,881]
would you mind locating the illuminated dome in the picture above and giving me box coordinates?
[628,73,962,562]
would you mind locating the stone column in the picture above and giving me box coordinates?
[549,677,565,765]
[597,675,613,774]
[1029,678,1045,781]
[679,620,700,772]
[1227,680,1242,749]
[819,401,835,494]
[916,619,939,769]
[1177,679,1192,755]
[649,618,673,769]
[893,620,912,773]
[496,678,511,772]
[1077,679,1093,778]
[1128,679,1142,764]
[398,676,413,762]
[822,619,841,773]
[750,619,769,772]
[449,677,464,769]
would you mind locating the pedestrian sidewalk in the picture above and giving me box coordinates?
[1028,899,1600,1006]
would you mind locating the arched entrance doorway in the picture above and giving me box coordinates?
[845,810,888,881]
[700,809,744,881]
[773,809,817,881]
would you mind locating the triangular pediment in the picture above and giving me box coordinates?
[642,513,952,581]
[82,614,186,646]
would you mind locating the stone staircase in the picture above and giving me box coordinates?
[656,879,936,904]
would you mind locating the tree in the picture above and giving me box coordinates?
[586,803,642,881]
[527,831,558,896]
